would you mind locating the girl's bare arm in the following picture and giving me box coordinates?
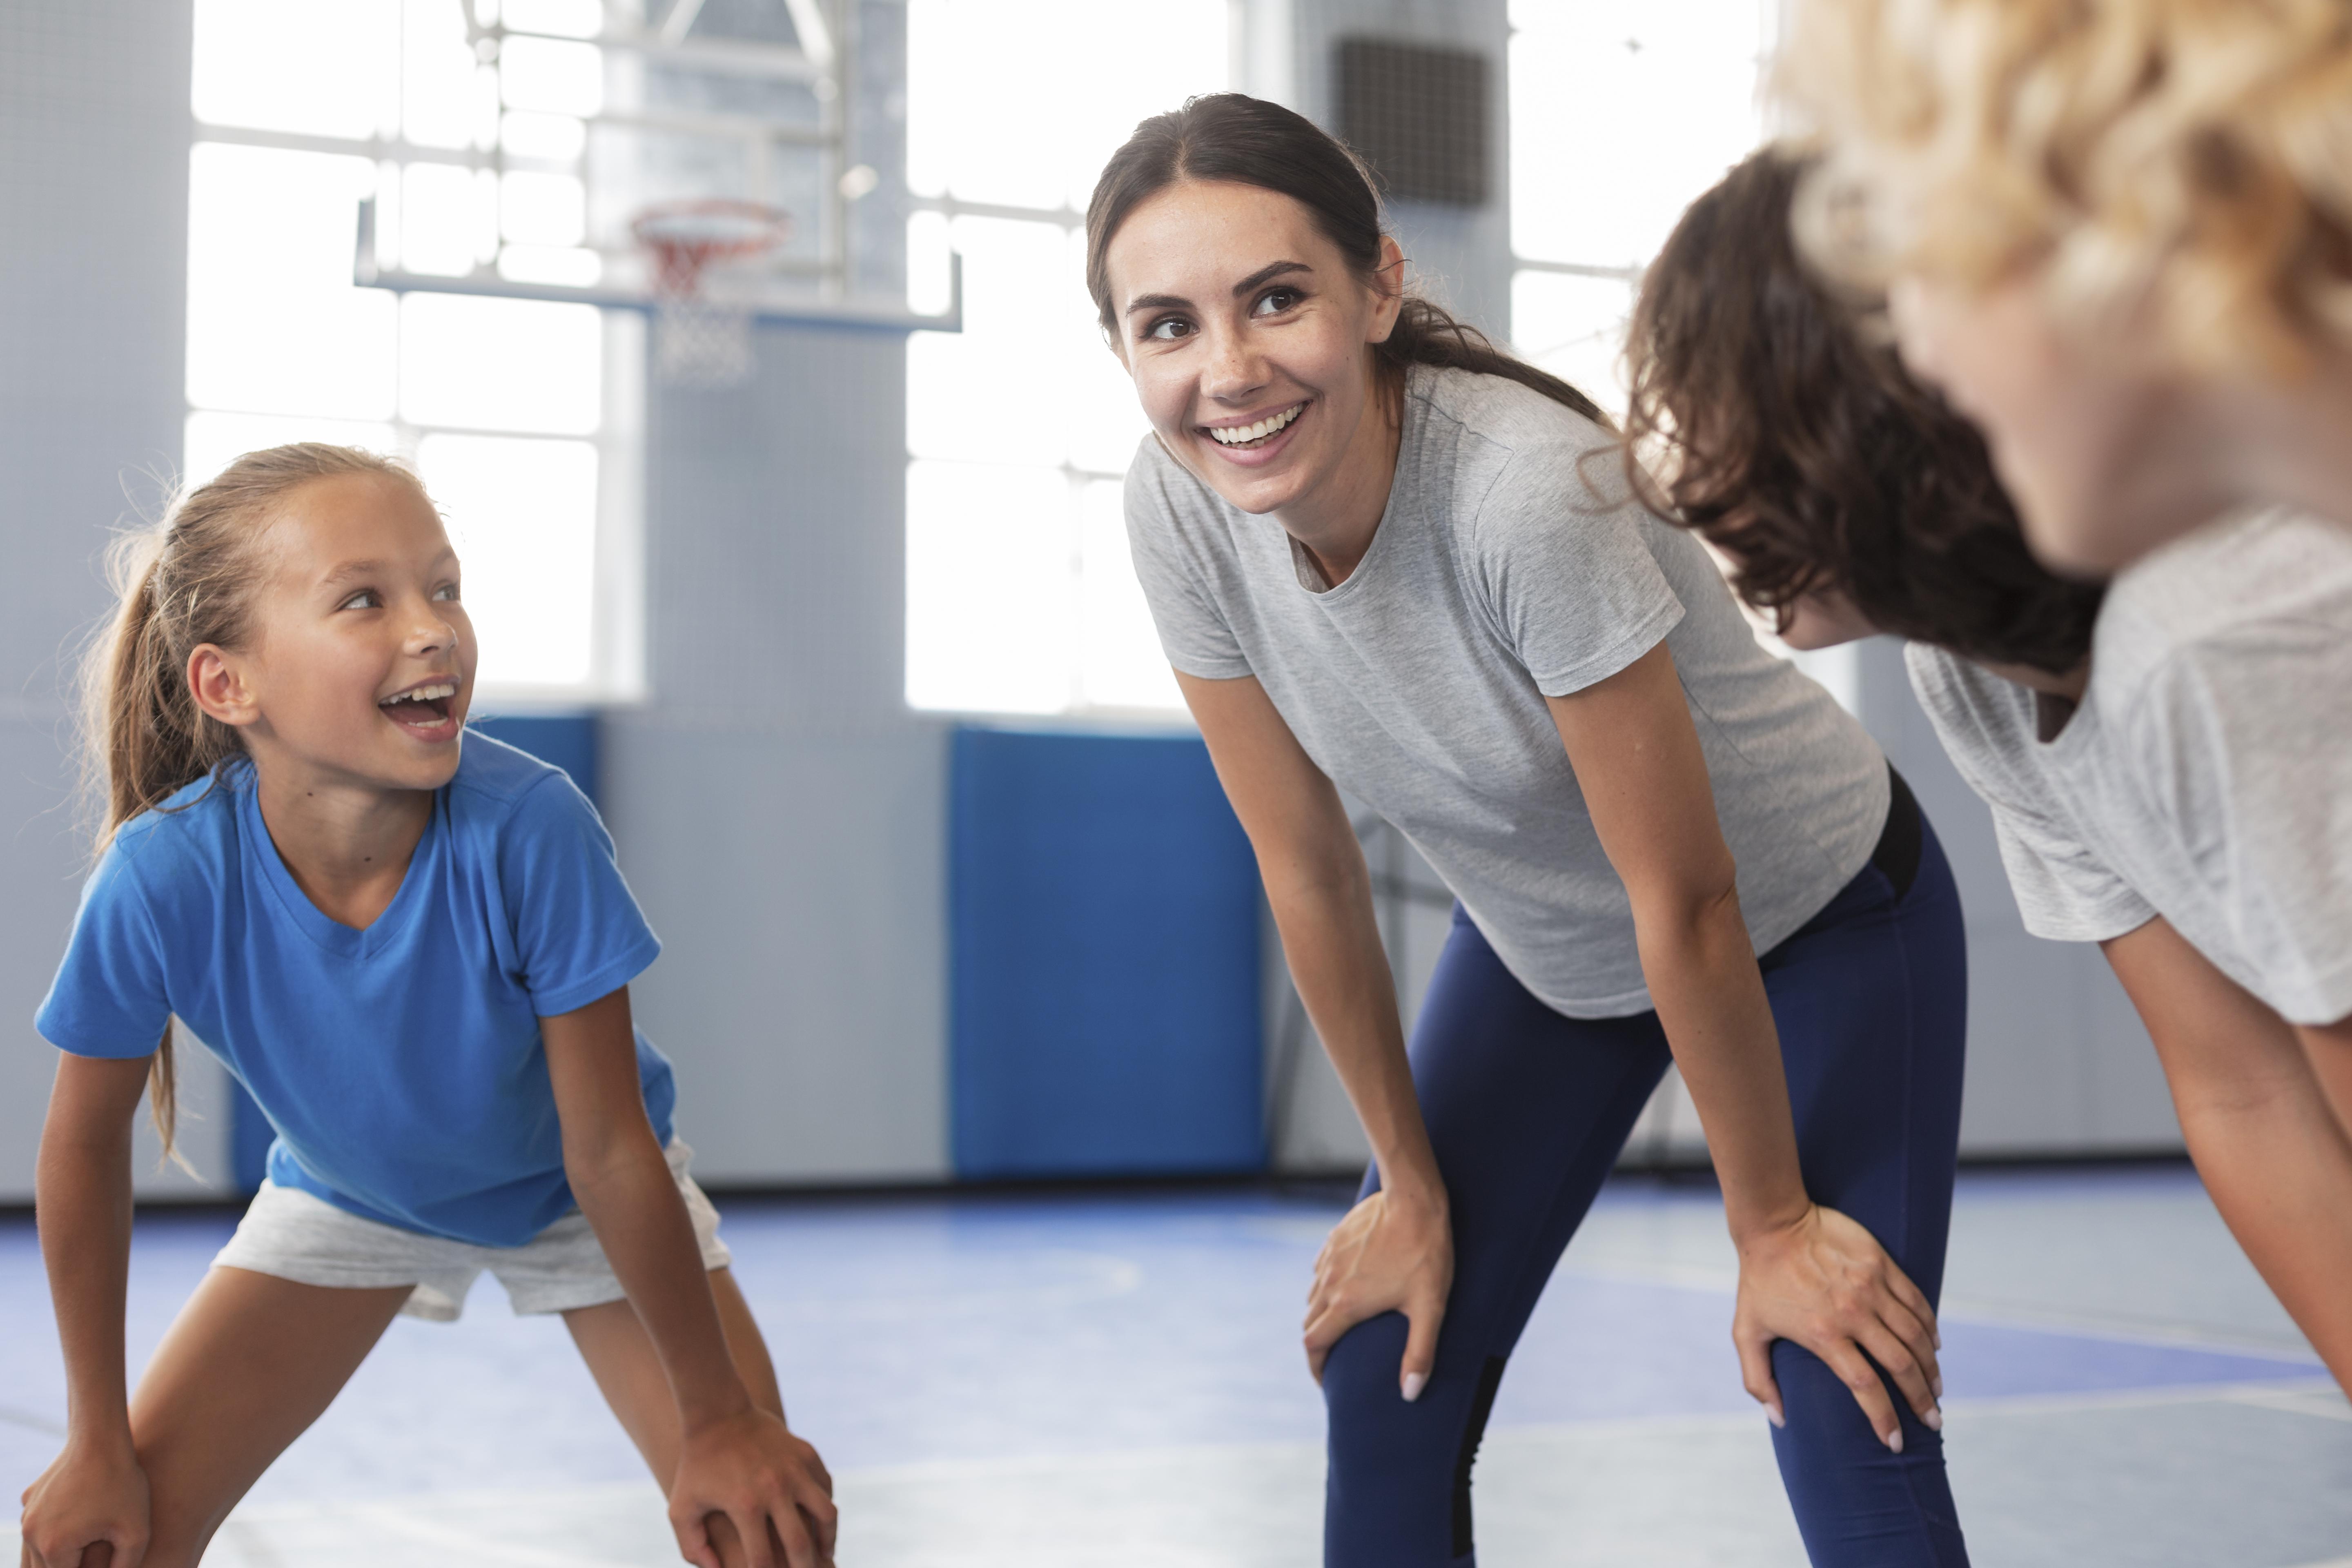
[1176,671,1454,1399]
[20,1051,156,1568]
[2105,918,2352,1388]
[541,987,834,1568]
[1546,643,1941,1446]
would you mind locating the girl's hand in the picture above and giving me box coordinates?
[1732,1203,1943,1449]
[667,1405,836,1568]
[1303,1182,1455,1399]
[18,1434,149,1568]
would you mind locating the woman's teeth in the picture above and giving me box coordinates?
[1207,403,1305,447]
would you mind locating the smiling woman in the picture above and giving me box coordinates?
[1087,94,1976,1568]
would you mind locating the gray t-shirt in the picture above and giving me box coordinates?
[1125,365,1888,1018]
[1907,508,2352,1025]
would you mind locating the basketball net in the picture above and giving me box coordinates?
[631,201,792,390]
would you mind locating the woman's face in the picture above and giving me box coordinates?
[1889,272,2223,576]
[1101,179,1403,519]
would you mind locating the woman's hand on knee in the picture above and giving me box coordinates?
[18,1434,150,1568]
[1730,1202,1942,1451]
[1304,1183,1454,1400]
[667,1406,836,1568]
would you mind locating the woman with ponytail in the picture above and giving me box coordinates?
[1091,96,1972,1565]
[21,446,835,1568]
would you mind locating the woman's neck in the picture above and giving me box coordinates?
[1274,376,1404,588]
[249,745,435,931]
[2221,347,2352,530]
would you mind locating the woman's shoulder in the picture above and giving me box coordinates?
[2095,508,2352,699]
[1410,364,1615,465]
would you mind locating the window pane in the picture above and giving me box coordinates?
[192,0,398,138]
[187,144,398,420]
[905,217,1073,466]
[1078,480,1183,711]
[906,461,1076,713]
[906,0,1225,211]
[1510,9,1765,268]
[403,0,480,150]
[499,36,605,118]
[1510,270,1637,418]
[184,411,398,491]
[502,0,604,36]
[501,171,588,247]
[416,433,598,689]
[400,162,500,276]
[399,294,603,434]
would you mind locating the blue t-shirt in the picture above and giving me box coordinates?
[35,735,674,1247]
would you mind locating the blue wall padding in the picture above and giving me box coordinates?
[224,712,602,1192]
[950,726,1265,1179]
[468,713,601,808]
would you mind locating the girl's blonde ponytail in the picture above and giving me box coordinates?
[80,443,427,1165]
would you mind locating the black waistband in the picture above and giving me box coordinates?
[1872,763,1924,901]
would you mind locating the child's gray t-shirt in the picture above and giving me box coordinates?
[1907,508,2352,1026]
[1124,364,1887,1018]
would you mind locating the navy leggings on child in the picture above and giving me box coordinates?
[1321,774,1970,1566]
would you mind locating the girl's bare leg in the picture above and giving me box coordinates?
[565,1268,799,1565]
[563,1267,783,1483]
[125,1266,411,1567]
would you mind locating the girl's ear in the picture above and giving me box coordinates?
[187,645,260,730]
[1367,235,1407,345]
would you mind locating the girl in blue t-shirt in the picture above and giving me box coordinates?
[19,444,835,1568]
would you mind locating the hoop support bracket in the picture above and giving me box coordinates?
[352,199,962,336]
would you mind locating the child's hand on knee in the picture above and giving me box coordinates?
[666,1406,836,1568]
[18,1437,150,1568]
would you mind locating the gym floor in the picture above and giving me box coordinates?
[3,1163,2345,1567]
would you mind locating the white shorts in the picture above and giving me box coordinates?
[213,1138,732,1322]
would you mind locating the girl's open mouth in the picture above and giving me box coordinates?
[378,682,459,733]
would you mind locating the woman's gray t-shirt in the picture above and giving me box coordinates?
[1124,364,1887,1018]
[1907,508,2352,1026]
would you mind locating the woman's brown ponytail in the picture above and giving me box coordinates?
[80,442,427,1165]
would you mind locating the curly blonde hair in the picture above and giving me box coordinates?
[1777,0,2352,378]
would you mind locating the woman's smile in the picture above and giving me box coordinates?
[1198,399,1312,467]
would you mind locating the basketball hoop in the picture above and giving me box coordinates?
[631,199,792,389]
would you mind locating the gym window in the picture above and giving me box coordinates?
[900,0,1232,719]
[183,0,644,705]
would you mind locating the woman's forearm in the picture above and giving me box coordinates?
[37,1078,139,1449]
[2177,1083,2352,1386]
[1265,856,1443,1204]
[1634,887,1810,1243]
[567,1133,752,1429]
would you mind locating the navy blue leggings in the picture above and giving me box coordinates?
[1322,797,1970,1566]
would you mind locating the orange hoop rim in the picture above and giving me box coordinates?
[630,198,793,296]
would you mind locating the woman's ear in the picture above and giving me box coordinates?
[187,645,260,730]
[1367,235,1407,345]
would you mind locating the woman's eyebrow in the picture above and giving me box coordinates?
[1122,261,1314,319]
[1232,260,1310,296]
